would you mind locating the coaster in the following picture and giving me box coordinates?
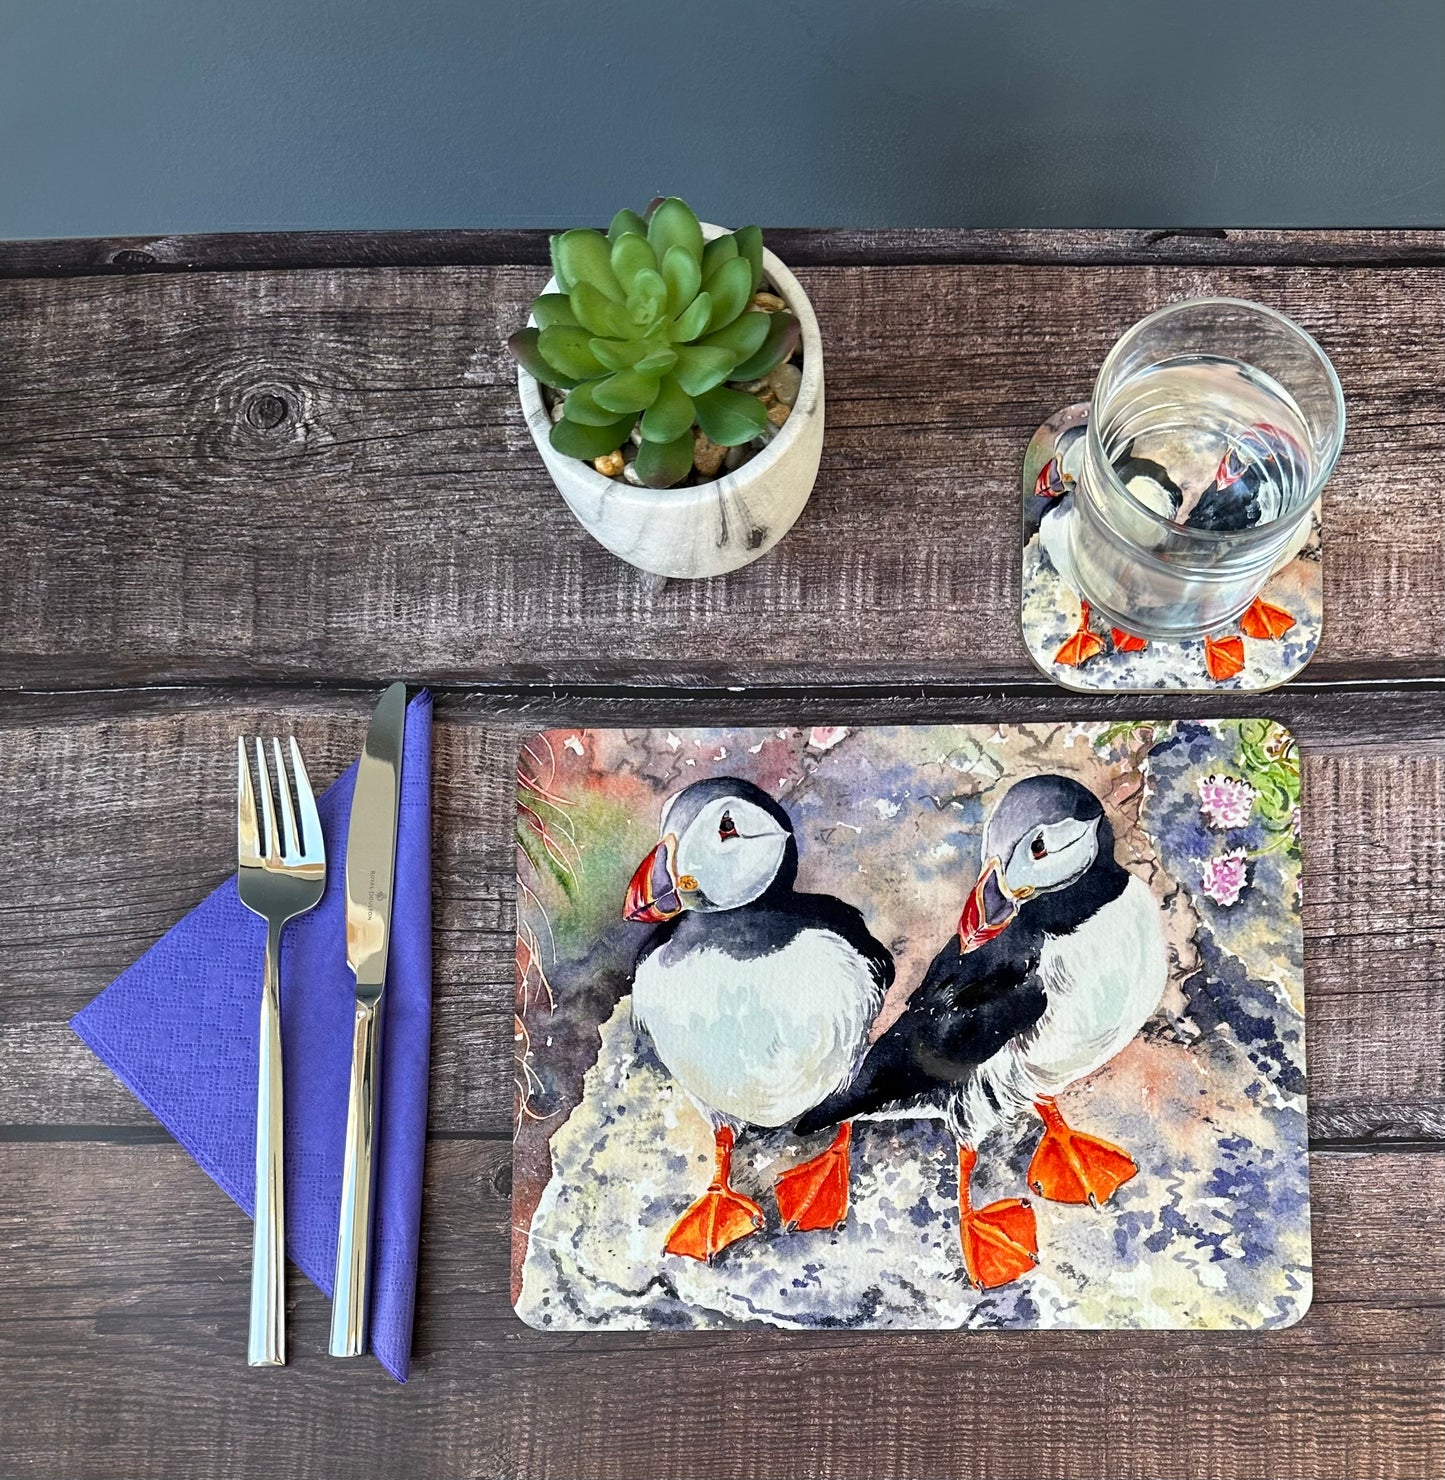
[1022,404,1323,693]
[512,720,1310,1332]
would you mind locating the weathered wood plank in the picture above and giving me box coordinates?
[0,264,1439,689]
[0,228,1441,279]
[1,687,1440,1142]
[0,1139,1439,1480]
[1,227,1439,1480]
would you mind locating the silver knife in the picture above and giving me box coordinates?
[329,681,406,1357]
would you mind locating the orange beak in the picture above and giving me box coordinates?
[624,834,684,923]
[1212,444,1247,492]
[1214,421,1307,490]
[958,857,1026,953]
[1034,457,1073,499]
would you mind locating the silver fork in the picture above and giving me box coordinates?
[237,736,325,1367]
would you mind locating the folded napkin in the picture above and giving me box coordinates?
[71,690,433,1382]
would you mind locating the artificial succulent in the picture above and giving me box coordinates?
[509,198,801,488]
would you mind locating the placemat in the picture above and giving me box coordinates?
[512,720,1309,1331]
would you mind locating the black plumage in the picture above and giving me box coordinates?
[637,890,895,997]
[1026,431,1183,548]
[1112,440,1183,518]
[633,776,894,997]
[1185,470,1264,532]
[796,943,1044,1131]
[797,782,1129,1136]
[1184,424,1309,533]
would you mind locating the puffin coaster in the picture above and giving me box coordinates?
[1022,404,1323,693]
[511,720,1310,1333]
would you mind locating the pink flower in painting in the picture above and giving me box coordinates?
[808,726,849,752]
[1201,849,1250,907]
[1197,773,1257,830]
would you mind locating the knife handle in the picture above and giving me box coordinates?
[248,924,286,1367]
[330,995,382,1357]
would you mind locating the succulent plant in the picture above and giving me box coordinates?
[509,198,802,488]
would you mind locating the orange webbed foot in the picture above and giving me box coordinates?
[664,1125,765,1262]
[664,1185,765,1261]
[1203,633,1245,682]
[1110,628,1148,653]
[1028,1099,1138,1208]
[1239,596,1296,640]
[775,1123,853,1233]
[1054,600,1105,667]
[957,1143,1038,1290]
[961,1198,1039,1289]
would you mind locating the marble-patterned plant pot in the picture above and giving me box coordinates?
[516,223,824,580]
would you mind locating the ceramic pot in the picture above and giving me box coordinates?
[516,223,824,579]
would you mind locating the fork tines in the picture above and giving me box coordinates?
[237,736,324,869]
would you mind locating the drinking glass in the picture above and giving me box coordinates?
[1065,298,1345,640]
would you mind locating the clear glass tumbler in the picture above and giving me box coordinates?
[1066,298,1345,640]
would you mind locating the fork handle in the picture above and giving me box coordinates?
[330,996,382,1357]
[248,922,286,1367]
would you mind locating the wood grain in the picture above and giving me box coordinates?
[0,1139,1439,1480]
[0,229,1441,1480]
[0,262,1439,689]
[1,228,1441,279]
[0,687,1440,1144]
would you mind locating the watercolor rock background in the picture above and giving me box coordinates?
[1021,531,1323,692]
[513,721,1311,1331]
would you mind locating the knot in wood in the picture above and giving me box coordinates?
[245,390,292,432]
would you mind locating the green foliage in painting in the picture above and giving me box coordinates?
[1235,719,1301,837]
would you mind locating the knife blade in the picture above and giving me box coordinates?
[329,680,406,1358]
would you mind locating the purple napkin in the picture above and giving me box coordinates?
[71,691,433,1382]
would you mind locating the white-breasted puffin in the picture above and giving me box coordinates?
[1186,421,1309,660]
[1186,420,1310,534]
[624,776,895,1262]
[795,774,1167,1290]
[1030,429,1171,666]
[1032,421,1306,681]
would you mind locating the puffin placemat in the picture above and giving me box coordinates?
[512,720,1310,1332]
[1022,404,1323,693]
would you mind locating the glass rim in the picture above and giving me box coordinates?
[1084,295,1346,545]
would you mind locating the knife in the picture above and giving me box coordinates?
[329,681,406,1357]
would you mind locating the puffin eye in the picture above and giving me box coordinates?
[718,812,738,841]
[1030,835,1048,860]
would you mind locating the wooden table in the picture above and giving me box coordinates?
[1,229,1441,1480]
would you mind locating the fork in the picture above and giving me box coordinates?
[237,736,325,1367]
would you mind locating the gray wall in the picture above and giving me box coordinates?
[3,0,1441,238]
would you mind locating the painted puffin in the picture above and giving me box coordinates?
[1029,426,1174,665]
[624,776,894,1262]
[795,774,1167,1290]
[1032,421,1305,681]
